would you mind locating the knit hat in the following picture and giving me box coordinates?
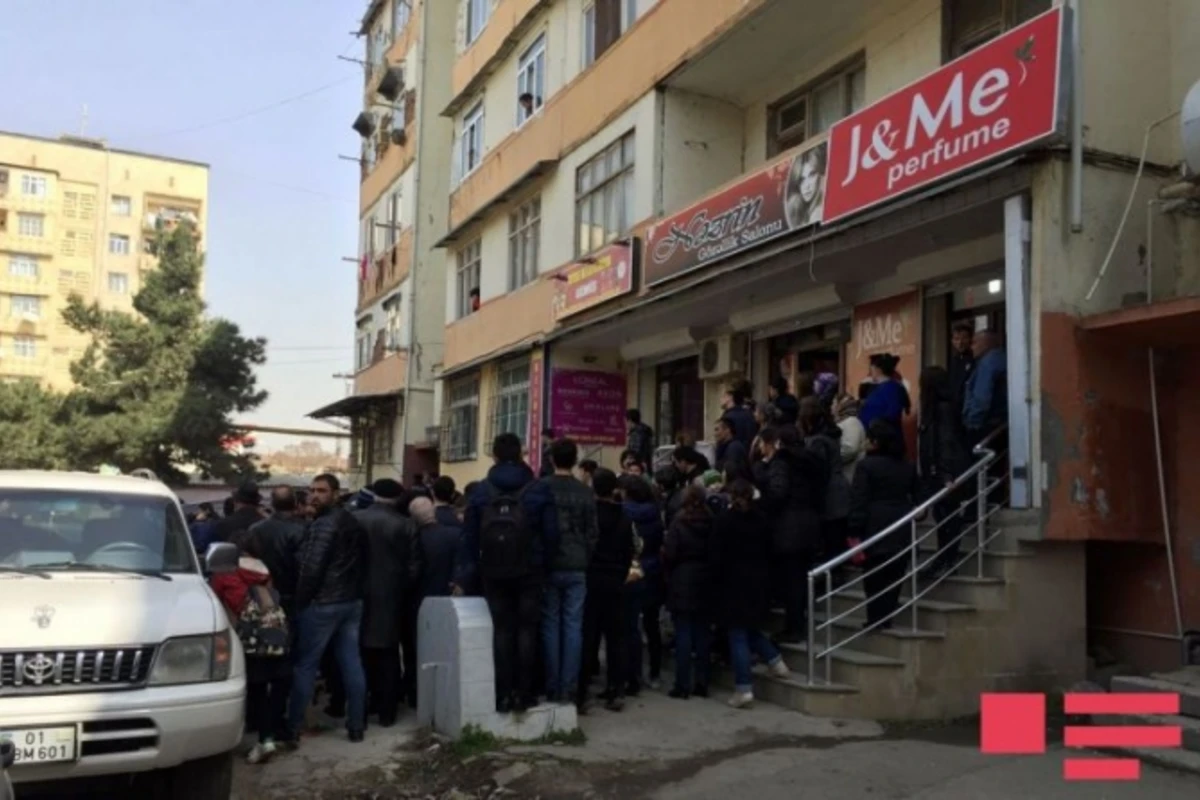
[701,469,723,489]
[408,496,436,526]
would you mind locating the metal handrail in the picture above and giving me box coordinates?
[804,424,1010,685]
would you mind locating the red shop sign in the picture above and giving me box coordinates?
[552,240,636,321]
[823,7,1069,223]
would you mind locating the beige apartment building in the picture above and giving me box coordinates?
[0,131,208,389]
[420,0,1200,718]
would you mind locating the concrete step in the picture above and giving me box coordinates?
[809,611,946,661]
[1110,675,1200,719]
[774,639,905,687]
[828,589,976,632]
[1091,712,1200,753]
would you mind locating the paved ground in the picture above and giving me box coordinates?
[229,689,1200,799]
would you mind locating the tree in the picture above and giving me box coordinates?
[59,221,268,482]
[0,379,70,469]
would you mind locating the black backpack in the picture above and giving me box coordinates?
[478,482,534,579]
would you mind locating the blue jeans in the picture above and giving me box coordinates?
[728,627,781,693]
[288,601,368,734]
[541,571,587,699]
[671,612,711,692]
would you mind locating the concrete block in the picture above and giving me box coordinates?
[1111,675,1200,718]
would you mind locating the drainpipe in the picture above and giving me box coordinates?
[397,1,433,484]
[1069,0,1083,232]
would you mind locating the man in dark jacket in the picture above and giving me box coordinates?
[353,478,421,726]
[432,476,463,530]
[714,417,749,479]
[211,483,264,545]
[249,486,305,613]
[963,331,1008,447]
[625,409,655,469]
[453,433,541,712]
[720,387,758,448]
[525,438,598,705]
[410,496,458,600]
[768,376,800,426]
[948,321,975,418]
[287,473,369,744]
[578,468,634,711]
[539,428,557,478]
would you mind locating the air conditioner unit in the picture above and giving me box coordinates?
[377,65,406,102]
[697,335,748,380]
[389,128,408,146]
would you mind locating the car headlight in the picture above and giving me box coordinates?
[148,630,233,685]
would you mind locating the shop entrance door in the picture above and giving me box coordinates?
[656,357,704,447]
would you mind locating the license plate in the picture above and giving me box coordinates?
[0,726,78,765]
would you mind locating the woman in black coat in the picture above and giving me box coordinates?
[711,480,791,708]
[917,366,973,579]
[848,419,922,629]
[662,486,714,699]
[755,426,826,643]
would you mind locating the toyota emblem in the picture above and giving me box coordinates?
[23,653,55,685]
[31,605,55,629]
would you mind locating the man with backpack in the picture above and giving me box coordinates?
[453,433,541,713]
[525,438,599,706]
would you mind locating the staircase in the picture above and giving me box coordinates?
[1086,669,1200,772]
[719,508,1087,720]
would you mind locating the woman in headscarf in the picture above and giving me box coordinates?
[833,393,866,482]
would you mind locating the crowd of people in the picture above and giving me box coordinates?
[190,325,1007,760]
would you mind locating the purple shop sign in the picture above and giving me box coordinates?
[548,368,627,445]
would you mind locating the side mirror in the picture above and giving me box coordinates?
[1,740,14,769]
[204,542,239,575]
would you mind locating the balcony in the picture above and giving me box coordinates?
[446,0,766,235]
[445,0,552,117]
[384,0,422,68]
[0,355,50,380]
[0,314,46,336]
[357,226,414,312]
[355,349,409,396]
[443,275,555,372]
[0,271,52,296]
[360,107,418,214]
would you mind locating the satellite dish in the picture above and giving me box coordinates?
[1183,78,1200,176]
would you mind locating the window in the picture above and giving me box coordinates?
[583,0,639,67]
[459,101,485,181]
[393,0,411,36]
[10,295,40,319]
[356,327,373,370]
[109,234,131,255]
[17,213,44,238]
[111,195,132,216]
[371,411,396,463]
[465,0,490,45]
[8,255,38,279]
[20,175,47,197]
[13,336,37,359]
[107,272,130,295]
[770,60,866,155]
[508,196,541,290]
[490,360,531,443]
[384,295,403,350]
[575,131,635,257]
[387,189,401,248]
[445,376,480,461]
[455,238,482,319]
[516,35,546,125]
[945,0,1051,58]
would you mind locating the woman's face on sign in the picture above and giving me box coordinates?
[800,158,820,203]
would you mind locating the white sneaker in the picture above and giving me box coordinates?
[728,691,755,709]
[246,740,277,765]
[769,658,791,679]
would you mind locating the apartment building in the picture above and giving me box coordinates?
[308,0,456,485]
[429,0,1200,705]
[0,132,207,389]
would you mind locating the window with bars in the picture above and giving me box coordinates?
[769,59,866,156]
[945,0,1051,58]
[17,213,44,238]
[456,238,482,319]
[489,360,531,444]
[444,376,480,462]
[575,131,635,257]
[508,196,540,291]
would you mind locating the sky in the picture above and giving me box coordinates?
[0,0,367,451]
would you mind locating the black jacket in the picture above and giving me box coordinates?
[455,461,539,589]
[212,506,263,545]
[848,453,922,555]
[589,500,636,590]
[354,503,421,648]
[918,393,972,490]
[948,350,975,416]
[710,506,772,629]
[626,422,655,468]
[295,507,367,610]
[417,520,461,600]
[716,438,750,478]
[435,504,462,530]
[721,405,758,449]
[806,425,850,521]
[663,510,713,614]
[526,474,598,573]
[773,392,800,426]
[756,447,824,556]
[249,513,304,603]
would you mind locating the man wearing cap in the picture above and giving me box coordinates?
[211,482,265,546]
[353,479,422,726]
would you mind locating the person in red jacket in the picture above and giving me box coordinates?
[211,530,291,764]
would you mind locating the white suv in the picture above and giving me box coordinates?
[0,471,245,797]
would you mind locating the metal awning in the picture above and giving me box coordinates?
[308,390,402,420]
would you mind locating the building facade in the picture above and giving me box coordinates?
[0,132,208,389]
[427,0,1200,681]
[309,0,456,485]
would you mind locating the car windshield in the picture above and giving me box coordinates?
[0,489,197,575]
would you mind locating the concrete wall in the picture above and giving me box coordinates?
[658,88,744,216]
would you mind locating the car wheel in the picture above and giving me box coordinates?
[151,750,234,799]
